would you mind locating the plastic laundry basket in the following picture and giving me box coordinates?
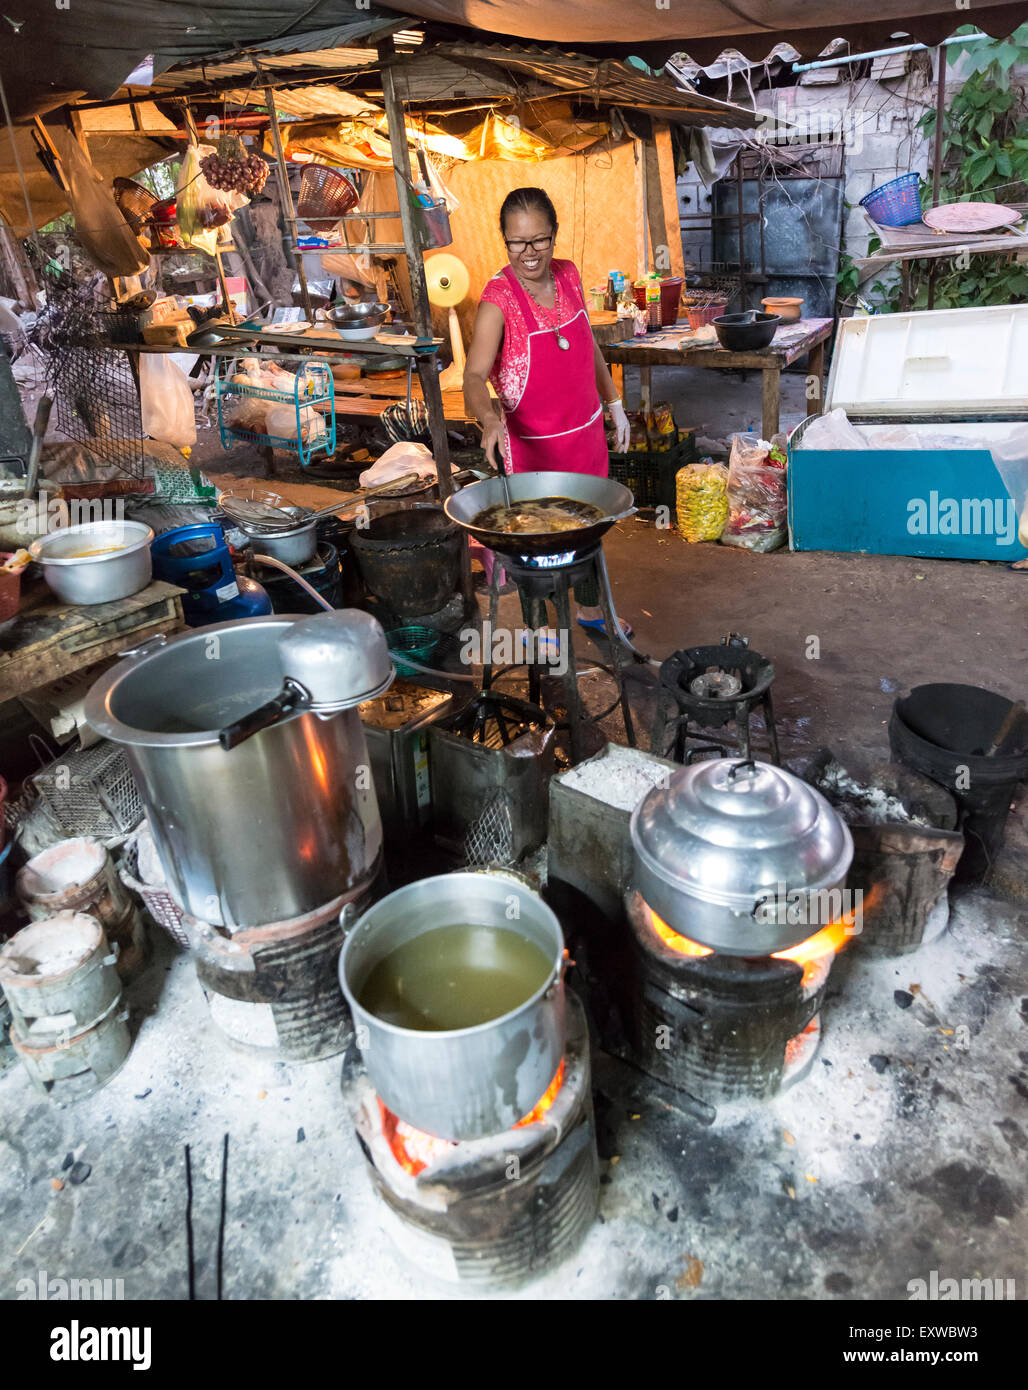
[860,173,923,228]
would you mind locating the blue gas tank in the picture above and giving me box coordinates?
[151,523,271,627]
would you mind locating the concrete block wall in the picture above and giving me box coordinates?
[676,52,1028,280]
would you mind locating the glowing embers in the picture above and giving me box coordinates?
[352,996,597,1291]
[377,1059,567,1178]
[642,900,855,995]
[623,890,845,1103]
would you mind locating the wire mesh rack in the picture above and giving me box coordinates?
[34,250,147,478]
[30,740,144,840]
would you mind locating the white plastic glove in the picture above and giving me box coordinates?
[608,398,631,453]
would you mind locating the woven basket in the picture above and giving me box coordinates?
[297,165,359,228]
[860,173,922,228]
[113,177,159,234]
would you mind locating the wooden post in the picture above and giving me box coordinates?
[931,46,946,210]
[256,76,315,322]
[652,122,686,279]
[634,139,649,277]
[377,39,454,503]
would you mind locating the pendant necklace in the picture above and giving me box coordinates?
[520,271,570,350]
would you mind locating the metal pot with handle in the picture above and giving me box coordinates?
[339,872,566,1140]
[85,614,392,928]
[631,758,853,956]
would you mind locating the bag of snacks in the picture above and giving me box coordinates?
[676,461,729,542]
[648,401,677,451]
[627,411,649,452]
[720,433,789,552]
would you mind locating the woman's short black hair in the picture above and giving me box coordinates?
[499,187,558,235]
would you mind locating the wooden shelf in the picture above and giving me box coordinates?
[211,323,443,356]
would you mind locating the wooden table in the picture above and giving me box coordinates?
[854,210,1028,309]
[601,317,833,439]
[0,579,185,702]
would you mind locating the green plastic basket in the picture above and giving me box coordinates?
[387,625,440,677]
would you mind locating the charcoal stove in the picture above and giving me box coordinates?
[650,632,780,765]
[348,993,598,1290]
[613,757,854,1108]
[482,542,637,763]
[620,888,841,1106]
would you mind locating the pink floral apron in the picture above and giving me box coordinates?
[482,259,608,476]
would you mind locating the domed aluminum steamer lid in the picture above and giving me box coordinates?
[277,609,394,711]
[630,758,853,915]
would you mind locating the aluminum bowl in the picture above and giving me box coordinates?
[328,301,389,328]
[29,521,153,605]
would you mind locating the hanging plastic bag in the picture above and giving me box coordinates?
[50,128,148,277]
[176,144,248,257]
[139,355,197,449]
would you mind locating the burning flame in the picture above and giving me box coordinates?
[378,1060,567,1178]
[643,896,874,992]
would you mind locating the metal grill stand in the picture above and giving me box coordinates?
[650,633,780,765]
[482,543,636,763]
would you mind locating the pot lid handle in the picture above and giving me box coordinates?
[726,759,758,782]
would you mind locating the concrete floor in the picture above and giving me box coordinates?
[0,520,1024,1302]
[1,361,1025,1301]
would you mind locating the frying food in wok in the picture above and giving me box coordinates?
[472,496,606,535]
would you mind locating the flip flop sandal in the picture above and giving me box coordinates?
[577,616,634,639]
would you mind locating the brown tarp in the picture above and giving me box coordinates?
[375,0,1028,62]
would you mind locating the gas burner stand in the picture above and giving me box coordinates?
[482,542,636,762]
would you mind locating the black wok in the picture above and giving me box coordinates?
[443,470,635,557]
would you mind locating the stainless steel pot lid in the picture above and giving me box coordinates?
[630,758,852,911]
[277,609,394,711]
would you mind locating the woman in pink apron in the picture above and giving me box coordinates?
[463,187,631,632]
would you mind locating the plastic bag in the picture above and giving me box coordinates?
[990,425,1028,549]
[800,407,869,451]
[176,145,248,256]
[264,404,326,444]
[51,127,148,277]
[359,441,437,488]
[676,462,729,542]
[139,355,197,449]
[720,434,788,553]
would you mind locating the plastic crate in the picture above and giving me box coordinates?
[859,173,923,228]
[608,434,697,511]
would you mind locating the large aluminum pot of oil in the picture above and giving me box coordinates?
[84,616,384,928]
[339,872,565,1140]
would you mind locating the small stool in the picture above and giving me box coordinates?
[468,536,506,590]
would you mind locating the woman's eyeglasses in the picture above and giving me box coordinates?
[504,235,554,253]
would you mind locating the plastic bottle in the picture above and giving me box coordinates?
[645,273,661,330]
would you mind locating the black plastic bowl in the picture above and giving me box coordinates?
[713,311,781,351]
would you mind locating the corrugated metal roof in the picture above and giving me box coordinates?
[393,43,758,127]
[150,15,411,90]
[218,85,384,120]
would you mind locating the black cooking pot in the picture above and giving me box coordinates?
[713,311,781,352]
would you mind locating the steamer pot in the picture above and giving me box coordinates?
[339,872,565,1140]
